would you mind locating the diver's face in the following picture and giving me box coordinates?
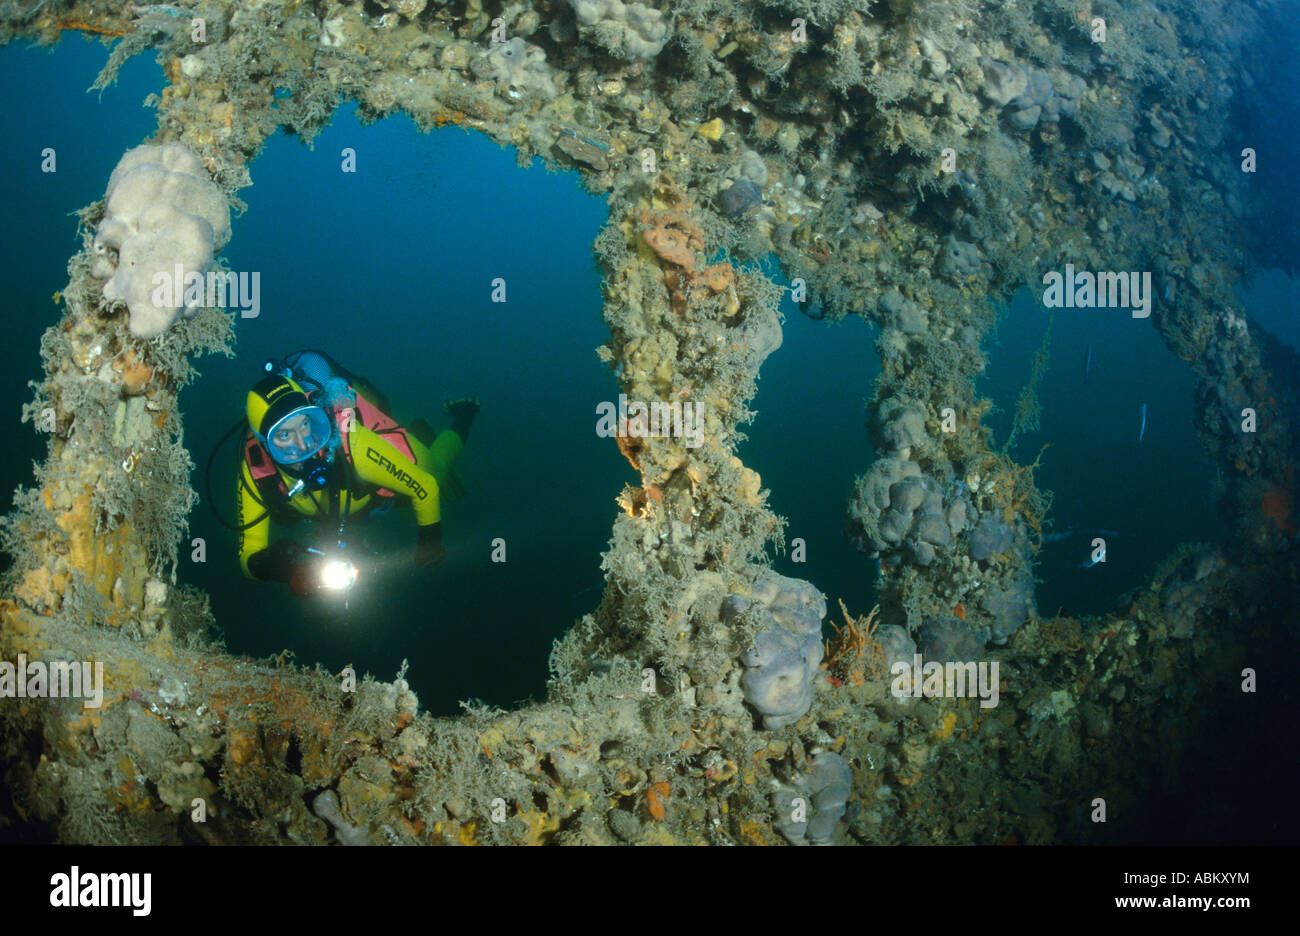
[271,413,320,458]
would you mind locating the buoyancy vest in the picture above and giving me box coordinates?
[243,430,292,518]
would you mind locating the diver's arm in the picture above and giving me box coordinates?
[238,461,317,590]
[237,461,273,580]
[351,423,447,566]
[350,424,442,525]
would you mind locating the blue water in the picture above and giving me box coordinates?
[0,37,1288,713]
[740,290,877,618]
[978,288,1227,616]
[179,109,617,711]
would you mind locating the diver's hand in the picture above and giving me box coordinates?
[250,539,309,585]
[289,561,323,598]
[416,522,447,568]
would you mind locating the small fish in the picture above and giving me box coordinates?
[1139,403,1147,442]
[558,125,611,153]
[1083,343,1093,384]
[1042,527,1074,543]
[1097,529,1120,537]
[1080,547,1107,569]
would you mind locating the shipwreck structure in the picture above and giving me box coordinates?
[1,0,1296,844]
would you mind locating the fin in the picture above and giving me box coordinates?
[443,397,481,444]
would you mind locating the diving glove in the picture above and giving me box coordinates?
[415,522,447,569]
[289,562,324,599]
[249,539,306,584]
[442,396,481,443]
[248,540,321,598]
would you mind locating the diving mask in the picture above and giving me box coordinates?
[265,405,333,465]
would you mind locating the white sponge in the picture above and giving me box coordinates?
[93,144,230,339]
[568,0,670,60]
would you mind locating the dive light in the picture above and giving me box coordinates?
[306,547,358,592]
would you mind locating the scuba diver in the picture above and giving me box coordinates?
[223,350,479,598]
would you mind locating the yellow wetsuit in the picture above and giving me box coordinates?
[238,391,464,579]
